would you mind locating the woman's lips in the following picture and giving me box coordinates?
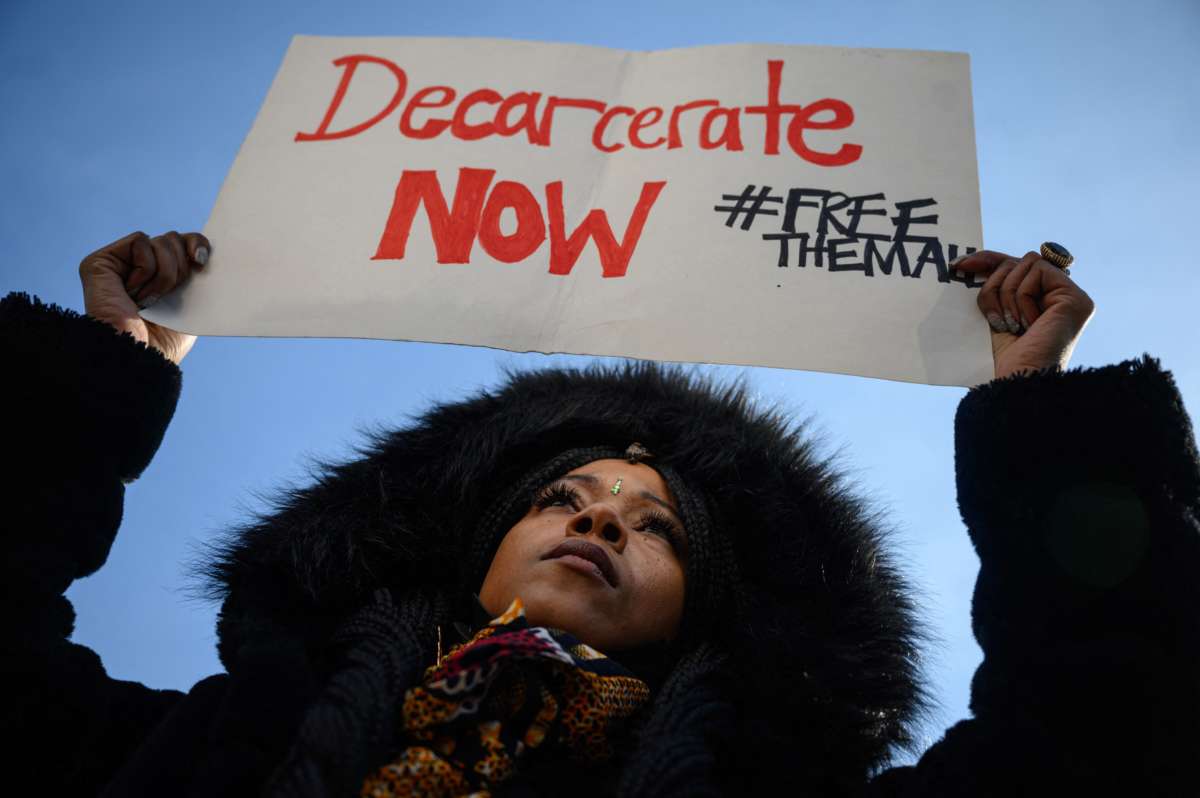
[542,539,619,587]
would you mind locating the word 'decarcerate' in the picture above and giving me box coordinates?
[298,58,861,166]
[373,168,666,278]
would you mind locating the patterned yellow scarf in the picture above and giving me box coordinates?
[361,599,650,797]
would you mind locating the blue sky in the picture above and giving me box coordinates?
[3,0,1197,764]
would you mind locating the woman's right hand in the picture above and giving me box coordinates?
[78,230,210,366]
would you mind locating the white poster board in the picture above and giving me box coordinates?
[145,36,989,385]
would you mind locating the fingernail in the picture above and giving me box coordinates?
[948,254,967,267]
[138,294,160,309]
[195,246,209,266]
[1019,313,1029,330]
[987,314,1006,332]
[1004,312,1020,334]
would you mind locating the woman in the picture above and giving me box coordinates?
[4,230,1196,796]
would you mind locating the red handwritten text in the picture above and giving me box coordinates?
[373,168,666,277]
[298,58,861,166]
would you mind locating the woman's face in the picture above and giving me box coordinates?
[478,459,687,653]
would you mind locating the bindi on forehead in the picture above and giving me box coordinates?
[562,472,681,522]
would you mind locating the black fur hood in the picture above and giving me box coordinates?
[203,363,928,779]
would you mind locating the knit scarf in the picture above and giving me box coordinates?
[361,599,651,797]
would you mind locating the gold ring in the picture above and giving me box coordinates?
[1040,241,1074,270]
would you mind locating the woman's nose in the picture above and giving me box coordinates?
[569,504,627,551]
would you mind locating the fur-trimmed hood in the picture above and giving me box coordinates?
[202,363,928,783]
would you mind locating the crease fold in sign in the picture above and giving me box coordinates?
[541,49,637,356]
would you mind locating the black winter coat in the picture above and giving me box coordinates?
[4,291,1198,797]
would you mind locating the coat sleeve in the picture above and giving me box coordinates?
[869,357,1200,797]
[0,292,187,790]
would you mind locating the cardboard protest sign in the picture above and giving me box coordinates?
[145,36,988,385]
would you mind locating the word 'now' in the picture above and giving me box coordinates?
[373,168,666,277]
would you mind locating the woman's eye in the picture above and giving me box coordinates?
[638,511,684,551]
[534,482,581,510]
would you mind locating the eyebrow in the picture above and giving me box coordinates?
[563,473,683,523]
[638,490,682,521]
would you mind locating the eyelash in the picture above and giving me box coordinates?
[533,482,582,511]
[532,481,686,552]
[637,509,686,551]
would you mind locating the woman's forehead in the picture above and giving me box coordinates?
[562,459,676,509]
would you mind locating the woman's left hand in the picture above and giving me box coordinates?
[952,249,1095,381]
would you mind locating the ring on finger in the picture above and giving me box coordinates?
[1040,241,1074,270]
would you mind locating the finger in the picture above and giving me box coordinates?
[181,232,211,266]
[1015,259,1050,329]
[1040,258,1082,294]
[1038,260,1096,324]
[93,230,148,264]
[977,259,1015,332]
[139,235,182,307]
[1000,252,1038,333]
[79,255,139,321]
[163,230,191,282]
[128,234,159,300]
[79,230,146,284]
[950,249,1016,272]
